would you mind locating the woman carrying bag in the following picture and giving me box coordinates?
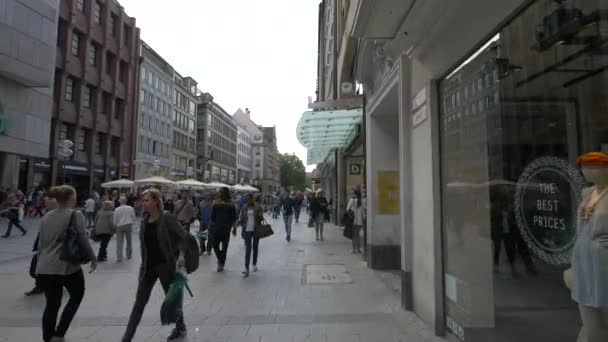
[346,189,365,254]
[236,193,265,277]
[36,185,97,342]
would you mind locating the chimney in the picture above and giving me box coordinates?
[245,108,250,118]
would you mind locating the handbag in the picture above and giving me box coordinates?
[255,220,274,239]
[60,211,92,265]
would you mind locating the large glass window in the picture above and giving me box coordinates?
[439,1,608,341]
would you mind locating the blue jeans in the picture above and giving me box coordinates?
[283,214,293,239]
[243,231,259,270]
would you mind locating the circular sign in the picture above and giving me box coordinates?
[514,156,584,266]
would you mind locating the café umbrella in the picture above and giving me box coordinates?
[134,176,176,187]
[101,179,134,189]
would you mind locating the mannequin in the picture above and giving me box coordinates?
[571,152,608,342]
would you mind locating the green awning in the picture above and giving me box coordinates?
[297,108,363,165]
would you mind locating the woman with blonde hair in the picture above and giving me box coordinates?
[36,185,97,342]
[94,201,115,262]
[122,188,188,342]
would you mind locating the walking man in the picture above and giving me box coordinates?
[113,196,136,262]
[84,196,96,228]
[174,192,195,232]
[211,187,237,272]
[198,194,214,255]
[281,192,296,242]
[1,190,27,238]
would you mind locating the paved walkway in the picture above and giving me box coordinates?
[0,213,442,342]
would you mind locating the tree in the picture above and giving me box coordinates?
[279,153,307,191]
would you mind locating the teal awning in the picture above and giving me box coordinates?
[297,108,363,165]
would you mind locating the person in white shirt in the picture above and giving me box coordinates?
[113,196,136,262]
[84,196,96,228]
[346,189,365,254]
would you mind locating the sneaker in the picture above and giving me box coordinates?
[1,235,8,239]
[166,327,187,342]
[117,259,123,262]
[21,230,27,236]
[242,270,249,277]
[24,287,43,296]
[253,266,258,272]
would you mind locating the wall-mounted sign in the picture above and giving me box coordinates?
[412,87,427,128]
[514,156,584,266]
[349,163,361,175]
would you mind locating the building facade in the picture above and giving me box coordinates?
[197,93,237,184]
[0,0,60,191]
[134,41,174,179]
[236,123,252,184]
[50,0,140,197]
[171,73,197,180]
[302,0,608,341]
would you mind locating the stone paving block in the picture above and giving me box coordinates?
[216,324,250,338]
[246,324,280,337]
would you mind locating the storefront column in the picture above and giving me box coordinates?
[0,152,19,190]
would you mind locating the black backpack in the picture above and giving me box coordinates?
[60,211,91,265]
[184,233,200,274]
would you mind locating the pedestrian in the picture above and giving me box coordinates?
[238,193,264,277]
[94,201,115,262]
[121,188,188,342]
[346,189,365,253]
[1,190,27,238]
[272,194,281,219]
[84,196,96,228]
[174,191,195,232]
[36,185,97,342]
[113,196,136,262]
[294,192,303,223]
[33,189,45,217]
[198,193,214,256]
[210,187,237,272]
[310,191,329,241]
[281,192,296,242]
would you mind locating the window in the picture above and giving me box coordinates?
[83,85,93,109]
[76,0,85,12]
[71,31,80,56]
[140,90,145,105]
[96,133,105,155]
[141,66,146,82]
[173,110,178,125]
[101,92,111,114]
[65,77,74,101]
[114,99,124,120]
[123,24,132,47]
[119,61,128,83]
[110,13,118,37]
[59,123,68,140]
[157,98,161,113]
[153,141,157,155]
[88,43,98,66]
[111,137,120,157]
[93,2,102,25]
[106,52,115,76]
[77,129,88,152]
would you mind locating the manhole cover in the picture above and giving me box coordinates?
[303,264,353,284]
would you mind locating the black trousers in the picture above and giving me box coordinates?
[39,269,85,342]
[4,217,26,236]
[213,231,231,264]
[122,263,184,342]
[97,234,111,260]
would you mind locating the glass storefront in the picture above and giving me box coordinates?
[439,1,608,341]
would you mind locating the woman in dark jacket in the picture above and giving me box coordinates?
[238,194,264,276]
[122,189,188,342]
[310,191,329,241]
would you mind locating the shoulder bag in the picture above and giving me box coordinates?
[255,219,274,239]
[60,211,91,265]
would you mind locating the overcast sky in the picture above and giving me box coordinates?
[119,0,317,170]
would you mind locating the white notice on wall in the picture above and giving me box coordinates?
[412,88,427,127]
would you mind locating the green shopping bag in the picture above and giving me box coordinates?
[160,270,193,325]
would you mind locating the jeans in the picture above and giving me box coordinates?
[115,224,133,260]
[199,223,211,254]
[352,225,362,251]
[213,230,231,264]
[3,217,26,236]
[294,208,301,223]
[97,234,111,260]
[85,212,95,227]
[283,214,293,239]
[39,269,85,342]
[315,217,324,239]
[243,231,259,270]
[122,263,184,342]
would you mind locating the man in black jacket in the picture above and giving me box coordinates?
[211,187,237,272]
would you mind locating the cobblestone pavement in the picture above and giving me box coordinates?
[0,213,443,342]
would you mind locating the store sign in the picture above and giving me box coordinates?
[349,163,361,175]
[514,156,584,265]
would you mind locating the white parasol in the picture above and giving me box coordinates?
[242,185,260,192]
[205,182,230,189]
[101,179,134,189]
[175,179,208,190]
[134,176,176,187]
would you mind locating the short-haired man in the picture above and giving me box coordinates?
[113,196,136,262]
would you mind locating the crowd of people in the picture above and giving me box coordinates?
[0,182,365,342]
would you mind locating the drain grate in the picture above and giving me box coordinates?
[303,264,353,284]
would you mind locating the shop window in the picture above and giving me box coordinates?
[438,2,608,341]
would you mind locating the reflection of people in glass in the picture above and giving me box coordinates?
[491,185,537,276]
[570,152,608,342]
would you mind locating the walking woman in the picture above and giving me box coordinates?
[310,191,329,241]
[122,189,188,342]
[346,189,365,253]
[2,190,27,238]
[36,185,97,342]
[237,194,264,277]
[93,201,115,262]
[211,187,237,272]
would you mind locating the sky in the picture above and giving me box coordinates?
[119,0,317,171]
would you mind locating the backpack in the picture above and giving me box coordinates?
[184,233,200,274]
[60,211,92,265]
